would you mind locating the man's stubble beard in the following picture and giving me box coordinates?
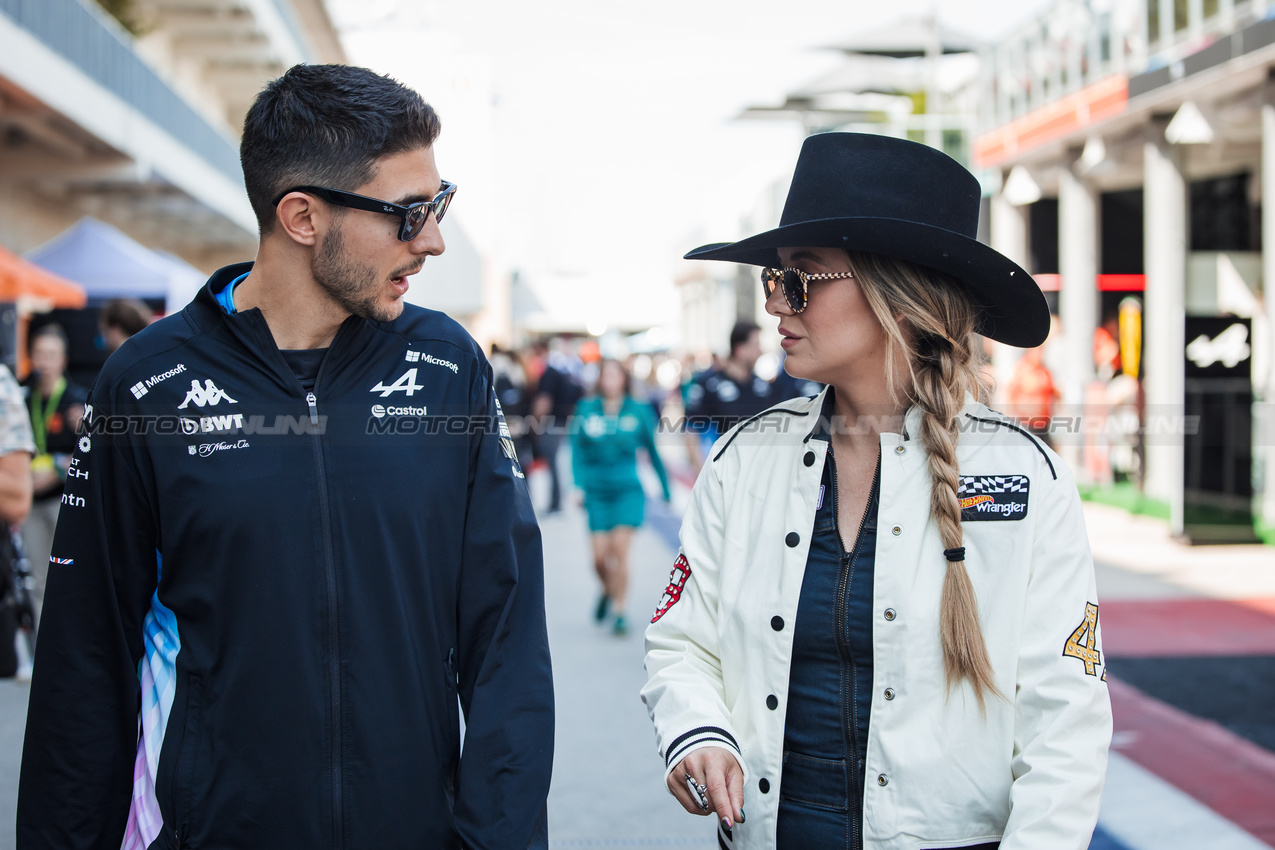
[312,220,401,323]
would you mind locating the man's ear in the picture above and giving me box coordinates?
[274,192,322,247]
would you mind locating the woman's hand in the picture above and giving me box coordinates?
[668,747,745,827]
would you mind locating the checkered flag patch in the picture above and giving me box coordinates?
[958,474,1030,496]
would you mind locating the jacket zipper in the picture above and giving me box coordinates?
[309,385,343,849]
[233,308,355,849]
[826,446,880,850]
[299,329,349,850]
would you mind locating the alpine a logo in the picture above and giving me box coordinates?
[370,368,425,397]
[1186,323,1250,369]
[130,364,188,399]
[178,379,238,409]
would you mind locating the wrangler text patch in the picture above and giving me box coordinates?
[958,474,1029,521]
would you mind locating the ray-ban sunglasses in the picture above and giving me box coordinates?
[271,181,457,242]
[761,266,854,313]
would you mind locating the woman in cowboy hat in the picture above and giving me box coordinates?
[642,133,1111,850]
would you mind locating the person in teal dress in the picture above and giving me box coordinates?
[571,359,670,636]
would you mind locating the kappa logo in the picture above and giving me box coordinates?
[651,555,692,623]
[370,368,425,397]
[958,475,1030,521]
[178,379,237,409]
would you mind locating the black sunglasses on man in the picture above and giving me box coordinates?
[271,181,457,242]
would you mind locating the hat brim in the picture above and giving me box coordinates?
[685,217,1049,348]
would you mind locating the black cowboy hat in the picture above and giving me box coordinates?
[684,133,1049,348]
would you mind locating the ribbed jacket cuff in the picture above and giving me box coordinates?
[660,725,749,795]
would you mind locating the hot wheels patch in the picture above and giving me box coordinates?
[958,474,1030,521]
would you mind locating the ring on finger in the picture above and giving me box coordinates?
[684,772,710,811]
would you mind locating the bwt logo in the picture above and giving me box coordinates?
[180,414,245,434]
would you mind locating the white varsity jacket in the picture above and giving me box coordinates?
[642,389,1112,850]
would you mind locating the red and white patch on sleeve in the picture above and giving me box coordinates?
[651,554,692,623]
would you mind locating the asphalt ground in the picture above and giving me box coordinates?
[1106,655,1275,753]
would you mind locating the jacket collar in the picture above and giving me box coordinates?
[803,385,917,444]
[184,262,254,333]
[184,262,373,390]
[803,386,988,446]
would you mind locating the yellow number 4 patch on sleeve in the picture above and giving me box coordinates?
[1063,602,1103,677]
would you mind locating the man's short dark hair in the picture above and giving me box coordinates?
[729,321,760,357]
[99,298,152,337]
[240,64,442,235]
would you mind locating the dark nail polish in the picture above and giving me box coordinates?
[738,806,746,823]
[720,816,733,834]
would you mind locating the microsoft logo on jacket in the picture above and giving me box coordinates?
[130,364,188,399]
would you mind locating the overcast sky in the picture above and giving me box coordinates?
[330,0,1055,332]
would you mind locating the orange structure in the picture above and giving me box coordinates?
[0,245,87,377]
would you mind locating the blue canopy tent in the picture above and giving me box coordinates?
[26,217,206,313]
[25,218,208,387]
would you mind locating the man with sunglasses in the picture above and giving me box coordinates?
[19,65,553,850]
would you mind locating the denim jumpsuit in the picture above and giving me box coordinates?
[775,441,880,850]
[774,434,1004,850]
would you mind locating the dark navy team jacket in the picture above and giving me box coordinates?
[17,263,554,850]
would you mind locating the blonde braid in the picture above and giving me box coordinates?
[847,251,1002,710]
[913,336,1003,711]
